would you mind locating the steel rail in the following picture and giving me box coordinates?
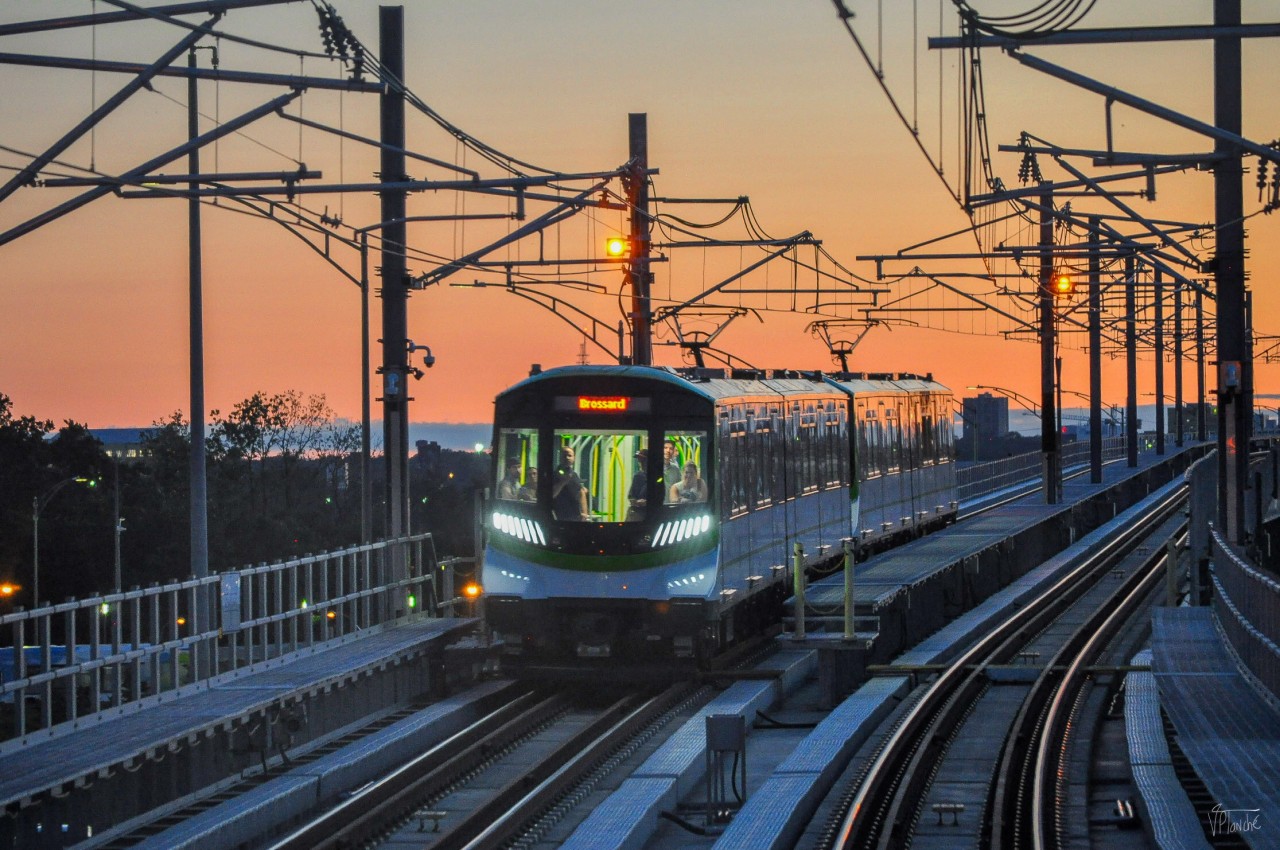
[833,483,1186,849]
[989,499,1185,848]
[1029,527,1188,850]
[456,682,697,850]
[268,687,563,850]
[428,690,652,850]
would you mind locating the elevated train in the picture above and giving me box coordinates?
[480,365,955,664]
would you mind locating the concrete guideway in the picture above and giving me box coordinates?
[0,617,475,847]
[557,450,1199,850]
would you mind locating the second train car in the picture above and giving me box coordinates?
[480,365,955,664]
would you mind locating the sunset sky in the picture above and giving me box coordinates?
[2,1,1278,433]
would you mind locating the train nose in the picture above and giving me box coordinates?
[571,613,617,657]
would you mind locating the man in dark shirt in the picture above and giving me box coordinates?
[497,458,522,500]
[627,448,648,521]
[552,445,588,520]
[662,440,681,502]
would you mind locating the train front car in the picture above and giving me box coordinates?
[482,365,725,665]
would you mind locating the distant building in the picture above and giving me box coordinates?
[90,428,154,463]
[1166,403,1218,438]
[962,393,1009,443]
[957,393,1036,462]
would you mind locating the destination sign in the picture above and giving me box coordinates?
[555,395,651,414]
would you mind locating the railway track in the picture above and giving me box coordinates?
[91,682,527,849]
[829,483,1187,850]
[268,680,700,850]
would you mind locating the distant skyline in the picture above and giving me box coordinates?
[86,422,492,453]
[2,2,1278,430]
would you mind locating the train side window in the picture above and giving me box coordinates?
[553,428,646,522]
[921,412,935,465]
[665,429,710,506]
[940,396,955,458]
[496,429,538,501]
[861,405,880,479]
[769,406,786,505]
[886,405,901,472]
[828,404,846,487]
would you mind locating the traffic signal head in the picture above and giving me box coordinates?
[605,237,629,257]
[1052,271,1074,297]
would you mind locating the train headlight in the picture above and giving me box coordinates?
[651,515,714,549]
[491,512,546,547]
[667,572,708,590]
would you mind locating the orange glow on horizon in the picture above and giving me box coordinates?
[0,3,1276,434]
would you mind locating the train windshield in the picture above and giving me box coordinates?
[495,428,538,502]
[662,431,708,505]
[553,428,647,522]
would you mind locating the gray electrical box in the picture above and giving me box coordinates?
[706,714,745,752]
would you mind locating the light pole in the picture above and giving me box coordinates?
[113,455,124,592]
[1106,404,1126,437]
[32,476,94,607]
[968,385,1042,418]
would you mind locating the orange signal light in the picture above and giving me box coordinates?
[1052,272,1074,297]
[463,582,483,599]
[0,583,18,597]
[605,237,628,257]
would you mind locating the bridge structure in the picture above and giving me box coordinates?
[2,4,1280,848]
[0,433,1277,849]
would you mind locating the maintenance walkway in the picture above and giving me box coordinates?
[2,616,473,848]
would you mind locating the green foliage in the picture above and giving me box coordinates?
[0,390,485,607]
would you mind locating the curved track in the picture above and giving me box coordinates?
[831,484,1186,850]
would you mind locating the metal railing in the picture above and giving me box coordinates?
[1185,441,1280,704]
[956,436,1128,501]
[0,533,454,749]
[1210,527,1280,704]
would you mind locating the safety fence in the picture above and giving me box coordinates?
[1195,440,1280,705]
[0,534,457,747]
[1210,528,1280,704]
[956,435,1128,502]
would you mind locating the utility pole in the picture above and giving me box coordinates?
[1088,216,1103,483]
[1154,267,1165,455]
[1126,256,1138,467]
[627,113,653,366]
[188,47,209,583]
[186,46,213,678]
[360,234,372,546]
[114,456,123,592]
[1196,289,1207,442]
[1215,0,1249,544]
[1038,190,1060,503]
[1174,282,1185,448]
[379,6,409,579]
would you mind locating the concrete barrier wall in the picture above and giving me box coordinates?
[863,447,1206,665]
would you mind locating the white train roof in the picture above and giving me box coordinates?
[501,365,950,404]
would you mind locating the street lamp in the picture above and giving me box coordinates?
[111,454,126,592]
[32,476,95,607]
[967,385,1041,417]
